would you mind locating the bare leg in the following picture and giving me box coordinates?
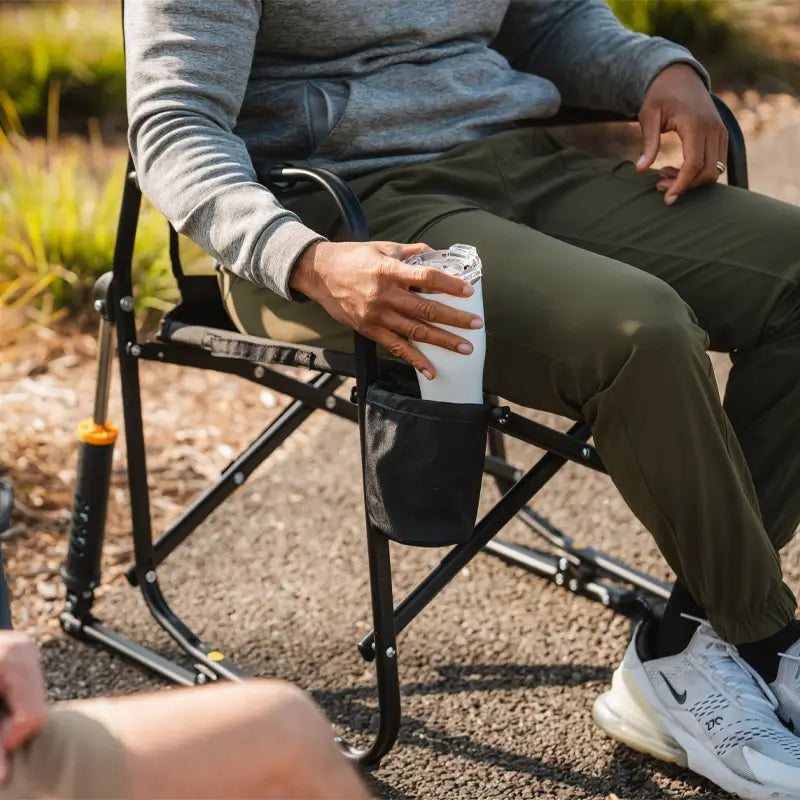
[114,681,370,800]
[7,681,369,799]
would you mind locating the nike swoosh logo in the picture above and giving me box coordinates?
[743,745,800,791]
[659,671,687,704]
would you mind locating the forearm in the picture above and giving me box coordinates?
[495,0,710,115]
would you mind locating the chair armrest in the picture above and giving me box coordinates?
[712,95,748,189]
[266,164,369,242]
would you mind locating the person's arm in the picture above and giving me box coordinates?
[125,0,324,300]
[495,1,727,204]
[0,633,47,782]
[493,0,710,116]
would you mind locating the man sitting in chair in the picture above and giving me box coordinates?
[127,1,800,797]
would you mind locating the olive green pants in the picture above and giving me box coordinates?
[221,127,800,643]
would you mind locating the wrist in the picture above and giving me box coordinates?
[289,240,324,298]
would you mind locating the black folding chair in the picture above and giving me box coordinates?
[59,87,748,767]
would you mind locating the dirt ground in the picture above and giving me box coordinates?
[3,92,800,799]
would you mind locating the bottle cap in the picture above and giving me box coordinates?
[404,243,482,286]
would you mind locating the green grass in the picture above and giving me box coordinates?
[0,103,207,340]
[0,3,125,133]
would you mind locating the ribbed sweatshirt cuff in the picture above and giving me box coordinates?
[254,218,326,301]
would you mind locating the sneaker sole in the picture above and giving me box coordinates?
[595,662,799,800]
[593,663,687,766]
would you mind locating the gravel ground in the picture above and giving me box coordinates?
[18,112,800,798]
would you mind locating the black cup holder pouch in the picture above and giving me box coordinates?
[363,385,495,547]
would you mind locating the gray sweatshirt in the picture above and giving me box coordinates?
[125,1,709,299]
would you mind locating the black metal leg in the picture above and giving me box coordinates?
[338,331,402,768]
[338,531,401,769]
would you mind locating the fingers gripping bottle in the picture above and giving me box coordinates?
[404,244,486,404]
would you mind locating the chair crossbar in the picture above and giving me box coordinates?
[132,340,357,420]
[161,319,359,377]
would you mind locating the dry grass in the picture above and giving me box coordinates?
[0,97,206,345]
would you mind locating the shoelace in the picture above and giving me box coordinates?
[777,650,800,681]
[681,614,779,713]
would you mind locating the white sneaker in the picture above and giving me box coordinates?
[593,619,800,799]
[772,637,800,734]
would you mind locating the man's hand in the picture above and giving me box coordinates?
[636,63,728,205]
[0,633,47,781]
[290,241,483,379]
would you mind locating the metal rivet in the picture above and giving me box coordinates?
[324,396,336,410]
[129,344,141,357]
[555,573,565,586]
[385,646,396,658]
[581,446,591,460]
[568,578,579,592]
[81,590,92,599]
[233,472,245,485]
[93,299,105,313]
[196,673,208,685]
[145,570,156,584]
[157,351,164,359]
[254,366,265,378]
[120,296,134,312]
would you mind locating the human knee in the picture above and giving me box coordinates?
[248,680,336,755]
[248,679,325,727]
[245,681,367,797]
[603,283,706,373]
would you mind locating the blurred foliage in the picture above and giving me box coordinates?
[608,0,800,92]
[608,0,736,53]
[0,95,206,338]
[0,2,125,134]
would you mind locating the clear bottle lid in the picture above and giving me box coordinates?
[404,243,482,286]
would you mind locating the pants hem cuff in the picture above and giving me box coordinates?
[706,584,797,644]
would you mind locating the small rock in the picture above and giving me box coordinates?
[36,580,58,601]
[259,389,277,408]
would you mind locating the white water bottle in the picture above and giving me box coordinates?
[404,244,486,404]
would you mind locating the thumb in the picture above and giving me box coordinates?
[636,105,662,172]
[382,241,432,260]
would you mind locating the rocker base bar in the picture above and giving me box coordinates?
[61,612,200,686]
[511,504,672,601]
[482,538,656,618]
